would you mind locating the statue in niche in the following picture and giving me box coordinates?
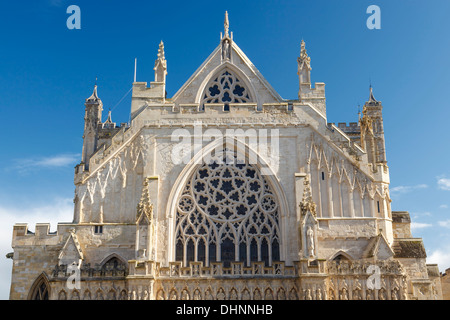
[193,289,202,300]
[181,289,189,300]
[340,288,349,300]
[137,248,146,260]
[83,290,91,300]
[305,288,312,300]
[316,288,323,300]
[306,226,315,258]
[156,290,165,300]
[222,39,231,60]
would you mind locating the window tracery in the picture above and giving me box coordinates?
[201,70,252,111]
[175,148,281,268]
[29,275,49,300]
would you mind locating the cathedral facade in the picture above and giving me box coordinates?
[9,13,442,300]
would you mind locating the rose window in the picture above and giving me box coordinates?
[175,149,281,268]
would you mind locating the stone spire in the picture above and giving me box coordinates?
[368,85,379,104]
[154,41,167,83]
[81,84,103,170]
[297,40,312,100]
[157,40,165,60]
[298,40,312,83]
[221,11,232,61]
[224,11,230,38]
[360,85,387,171]
[86,84,101,103]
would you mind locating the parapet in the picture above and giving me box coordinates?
[12,223,74,246]
[300,82,325,99]
[299,82,326,115]
[392,211,412,239]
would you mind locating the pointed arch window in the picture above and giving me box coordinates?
[201,69,252,111]
[29,274,50,300]
[175,147,281,268]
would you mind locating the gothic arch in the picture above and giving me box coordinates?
[99,253,127,267]
[58,289,67,300]
[195,62,258,109]
[83,289,92,300]
[329,250,354,261]
[167,137,289,266]
[156,289,165,300]
[28,273,50,300]
[277,287,286,300]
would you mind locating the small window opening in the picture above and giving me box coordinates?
[94,225,103,234]
[321,172,325,180]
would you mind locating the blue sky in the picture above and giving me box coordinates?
[1,0,450,299]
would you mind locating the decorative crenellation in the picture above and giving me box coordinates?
[330,122,361,136]
[154,281,299,300]
[127,260,296,279]
[326,259,404,276]
[131,100,296,115]
[51,262,128,280]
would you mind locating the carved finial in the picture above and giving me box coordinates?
[86,84,100,103]
[221,12,232,61]
[137,177,154,221]
[298,39,312,92]
[224,11,229,38]
[299,176,317,216]
[105,109,113,123]
[154,41,167,83]
[158,41,165,60]
[299,40,311,71]
[369,85,378,103]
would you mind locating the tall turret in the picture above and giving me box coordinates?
[297,40,312,100]
[81,85,103,170]
[360,86,387,173]
[130,42,168,119]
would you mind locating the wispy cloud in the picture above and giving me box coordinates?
[410,222,433,231]
[440,204,449,209]
[438,178,450,191]
[438,220,450,228]
[0,197,73,299]
[410,211,432,219]
[428,246,450,271]
[390,184,428,194]
[12,153,80,173]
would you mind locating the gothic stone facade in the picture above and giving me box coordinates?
[9,14,442,300]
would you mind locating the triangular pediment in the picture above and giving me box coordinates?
[363,233,394,260]
[171,41,283,107]
[58,231,84,266]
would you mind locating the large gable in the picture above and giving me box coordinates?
[170,17,283,108]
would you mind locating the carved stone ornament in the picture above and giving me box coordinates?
[299,176,317,217]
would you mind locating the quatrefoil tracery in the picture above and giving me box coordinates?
[175,149,281,266]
